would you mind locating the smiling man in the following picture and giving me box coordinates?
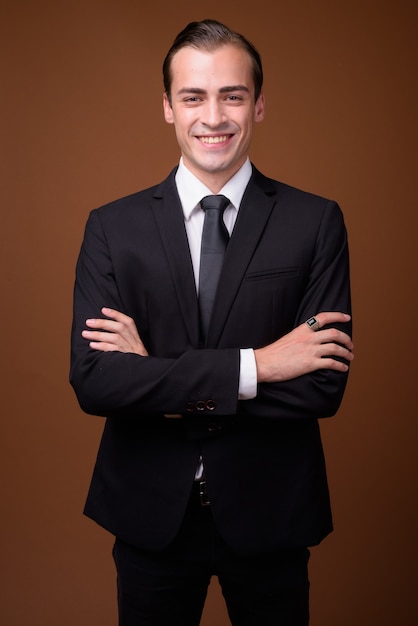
[163,44,265,191]
[70,19,353,626]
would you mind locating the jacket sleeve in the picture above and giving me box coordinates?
[69,210,240,418]
[240,200,352,421]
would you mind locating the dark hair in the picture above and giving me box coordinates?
[163,19,263,104]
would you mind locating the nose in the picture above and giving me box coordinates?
[201,99,225,127]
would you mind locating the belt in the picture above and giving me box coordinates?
[193,479,211,506]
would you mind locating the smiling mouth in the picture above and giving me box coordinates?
[197,135,232,144]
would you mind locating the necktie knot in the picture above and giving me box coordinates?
[200,194,230,214]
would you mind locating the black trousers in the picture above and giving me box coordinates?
[113,484,310,626]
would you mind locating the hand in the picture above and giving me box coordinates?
[82,307,149,356]
[254,312,354,383]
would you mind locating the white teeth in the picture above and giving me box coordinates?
[199,135,229,144]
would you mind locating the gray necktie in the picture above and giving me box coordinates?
[198,195,230,340]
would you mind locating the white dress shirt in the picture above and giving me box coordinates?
[175,158,257,401]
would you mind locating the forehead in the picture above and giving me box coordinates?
[169,44,254,93]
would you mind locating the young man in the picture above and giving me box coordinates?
[70,19,353,626]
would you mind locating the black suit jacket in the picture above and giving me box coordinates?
[70,165,351,556]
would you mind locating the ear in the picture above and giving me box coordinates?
[163,93,174,124]
[254,91,265,123]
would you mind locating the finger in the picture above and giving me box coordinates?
[85,319,137,347]
[82,330,125,346]
[85,318,123,332]
[318,343,354,362]
[303,312,351,334]
[88,341,122,352]
[100,310,148,354]
[317,328,354,351]
[314,312,351,328]
[82,329,149,356]
[101,307,133,324]
[316,357,351,372]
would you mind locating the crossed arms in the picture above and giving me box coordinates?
[71,195,353,420]
[82,307,353,384]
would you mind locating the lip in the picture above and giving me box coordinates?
[195,134,234,146]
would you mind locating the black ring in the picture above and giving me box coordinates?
[306,316,320,331]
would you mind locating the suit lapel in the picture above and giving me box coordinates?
[206,167,278,347]
[151,170,200,346]
[151,167,279,348]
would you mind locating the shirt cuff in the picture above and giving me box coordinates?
[238,348,257,400]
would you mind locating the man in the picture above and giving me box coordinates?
[70,19,353,626]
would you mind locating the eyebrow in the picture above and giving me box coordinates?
[177,85,250,96]
[220,85,250,94]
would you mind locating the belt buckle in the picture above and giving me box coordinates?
[198,480,211,506]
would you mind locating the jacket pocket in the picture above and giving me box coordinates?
[245,267,300,281]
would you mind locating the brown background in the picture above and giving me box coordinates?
[1,0,417,624]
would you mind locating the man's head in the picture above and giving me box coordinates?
[163,19,263,106]
[162,20,265,192]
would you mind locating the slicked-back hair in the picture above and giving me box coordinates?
[163,19,263,104]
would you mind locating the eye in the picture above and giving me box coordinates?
[224,94,244,103]
[182,95,203,104]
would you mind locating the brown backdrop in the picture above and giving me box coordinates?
[1,0,417,624]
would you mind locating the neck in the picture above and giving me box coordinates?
[182,161,247,194]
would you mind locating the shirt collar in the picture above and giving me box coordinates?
[175,158,252,221]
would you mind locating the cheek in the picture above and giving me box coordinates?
[238,119,255,142]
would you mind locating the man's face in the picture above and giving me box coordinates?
[163,44,265,192]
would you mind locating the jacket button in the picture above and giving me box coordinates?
[196,400,206,411]
[186,402,195,412]
[206,400,216,411]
